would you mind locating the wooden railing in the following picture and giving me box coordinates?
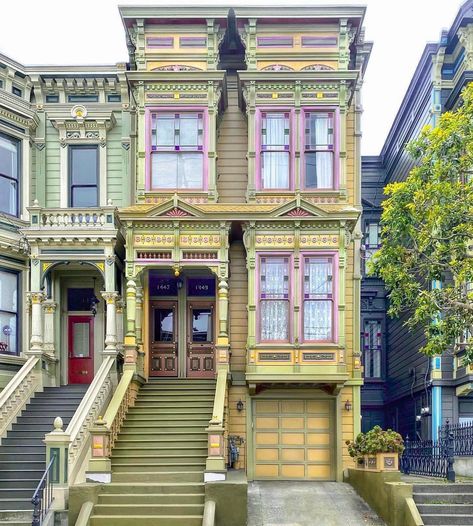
[206,368,228,473]
[0,356,40,439]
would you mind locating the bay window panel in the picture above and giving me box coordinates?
[0,271,17,312]
[304,112,335,189]
[0,135,18,179]
[304,300,332,340]
[155,115,175,147]
[152,152,203,189]
[0,312,17,355]
[261,258,289,298]
[261,300,289,341]
[180,114,202,148]
[363,320,382,378]
[152,153,178,188]
[0,270,18,355]
[307,113,333,147]
[0,177,17,216]
[262,152,289,189]
[304,259,332,296]
[178,153,203,188]
[70,147,98,185]
[263,113,288,147]
[305,152,333,189]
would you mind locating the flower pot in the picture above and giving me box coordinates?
[363,453,399,471]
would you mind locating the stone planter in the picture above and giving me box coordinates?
[363,453,399,471]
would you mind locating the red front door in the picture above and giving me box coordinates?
[68,316,94,384]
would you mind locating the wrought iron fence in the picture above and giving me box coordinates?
[31,456,56,526]
[440,421,473,456]
[400,420,455,481]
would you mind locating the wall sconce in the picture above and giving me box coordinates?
[344,400,352,412]
[236,400,244,412]
[90,295,100,317]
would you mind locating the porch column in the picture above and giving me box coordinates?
[116,298,124,353]
[135,286,143,346]
[27,292,45,355]
[42,300,57,357]
[101,291,119,355]
[216,277,230,366]
[124,279,137,366]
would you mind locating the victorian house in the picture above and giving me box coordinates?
[0,4,370,524]
[361,0,473,441]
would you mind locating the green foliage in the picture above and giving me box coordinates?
[371,83,473,363]
[346,426,405,464]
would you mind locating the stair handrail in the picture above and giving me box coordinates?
[206,368,228,472]
[102,369,135,450]
[62,355,115,483]
[0,356,40,440]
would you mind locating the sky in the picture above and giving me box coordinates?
[0,0,462,154]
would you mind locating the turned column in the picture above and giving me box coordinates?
[28,292,45,355]
[124,279,137,365]
[216,277,230,366]
[42,300,57,356]
[101,291,119,355]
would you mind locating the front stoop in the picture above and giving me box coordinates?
[414,483,473,525]
[88,379,215,526]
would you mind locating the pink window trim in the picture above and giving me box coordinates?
[256,253,293,344]
[255,107,295,192]
[145,106,209,192]
[301,106,340,191]
[300,251,339,344]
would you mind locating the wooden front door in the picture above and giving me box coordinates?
[68,316,94,384]
[150,301,178,377]
[187,302,215,378]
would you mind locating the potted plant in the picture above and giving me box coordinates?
[346,426,404,471]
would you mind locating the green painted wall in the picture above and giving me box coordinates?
[45,122,61,208]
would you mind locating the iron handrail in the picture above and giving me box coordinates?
[31,455,56,526]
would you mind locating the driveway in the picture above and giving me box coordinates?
[248,481,386,526]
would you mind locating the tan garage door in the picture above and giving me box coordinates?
[253,399,334,480]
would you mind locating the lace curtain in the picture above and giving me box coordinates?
[261,258,289,341]
[304,258,333,341]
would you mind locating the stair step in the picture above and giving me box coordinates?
[0,470,43,480]
[99,493,204,505]
[112,455,206,464]
[121,421,209,428]
[417,503,473,514]
[0,499,33,511]
[421,515,473,525]
[126,412,212,420]
[415,493,473,504]
[133,402,213,408]
[0,453,45,462]
[93,504,204,515]
[112,471,204,483]
[0,489,36,500]
[129,408,213,415]
[90,515,203,526]
[0,446,45,455]
[116,432,207,440]
[0,480,39,490]
[112,448,208,457]
[111,462,206,473]
[0,462,45,471]
[414,484,473,493]
[100,483,205,495]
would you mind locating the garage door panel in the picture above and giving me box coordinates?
[253,398,334,480]
[281,464,305,478]
[256,448,279,461]
[307,433,330,446]
[281,448,305,461]
[281,400,304,413]
[307,416,330,430]
[281,432,305,445]
[255,464,279,478]
[256,417,278,429]
[256,432,279,445]
[281,417,304,429]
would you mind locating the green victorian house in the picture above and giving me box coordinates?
[0,4,371,525]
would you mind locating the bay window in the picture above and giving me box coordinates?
[0,269,18,355]
[0,133,20,216]
[260,112,290,189]
[69,145,99,207]
[303,257,334,341]
[363,222,381,272]
[304,112,335,189]
[363,320,382,378]
[151,112,204,189]
[259,257,290,341]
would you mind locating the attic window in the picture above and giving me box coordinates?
[68,94,99,103]
[12,86,22,97]
[301,36,338,47]
[46,95,59,103]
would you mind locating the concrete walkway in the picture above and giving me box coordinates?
[248,481,386,526]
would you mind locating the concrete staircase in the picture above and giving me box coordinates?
[89,379,216,526]
[0,384,88,526]
[414,483,473,525]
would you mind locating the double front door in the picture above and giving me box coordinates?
[150,300,215,378]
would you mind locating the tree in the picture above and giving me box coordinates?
[371,83,473,363]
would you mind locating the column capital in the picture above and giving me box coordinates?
[101,291,119,304]
[27,291,46,305]
[42,300,57,314]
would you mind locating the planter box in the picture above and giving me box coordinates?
[363,453,399,471]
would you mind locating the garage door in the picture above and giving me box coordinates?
[253,399,334,480]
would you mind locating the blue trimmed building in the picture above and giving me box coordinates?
[361,0,473,440]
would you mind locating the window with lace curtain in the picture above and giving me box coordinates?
[150,112,205,189]
[304,112,335,189]
[260,112,291,190]
[303,257,334,341]
[0,133,20,217]
[259,257,290,341]
[363,320,382,378]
